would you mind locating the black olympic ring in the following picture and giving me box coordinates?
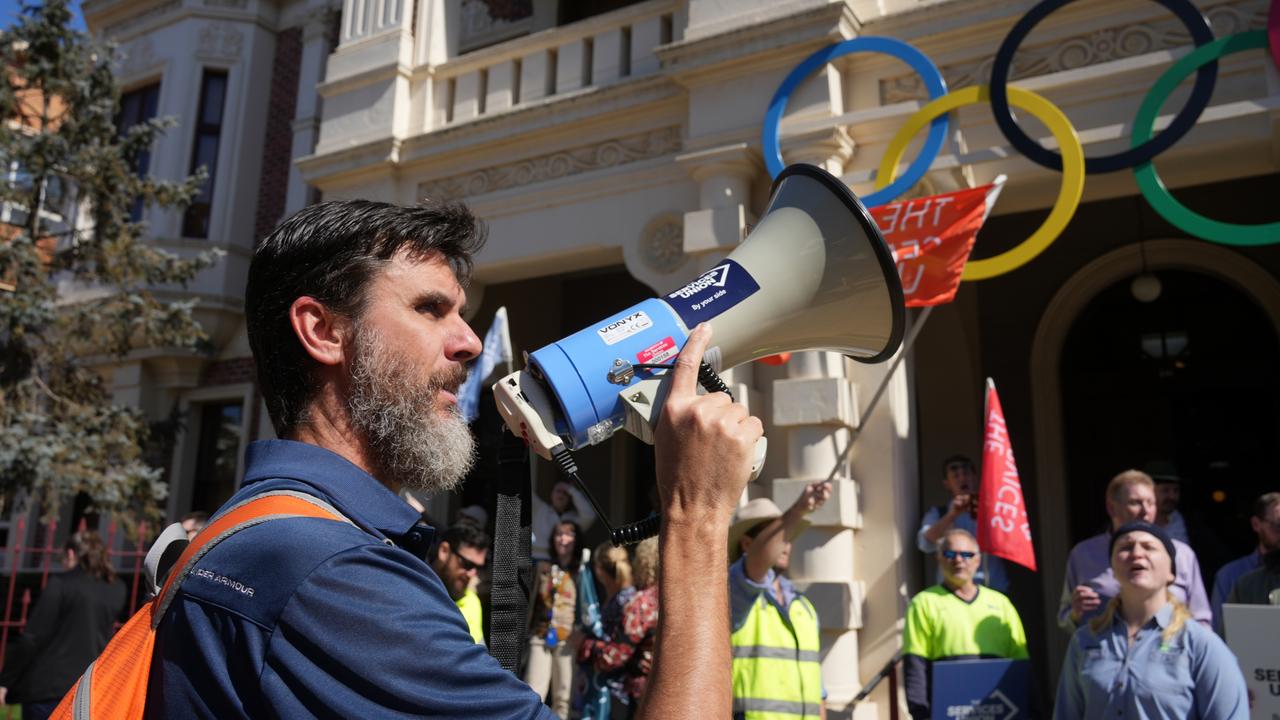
[989,0,1218,174]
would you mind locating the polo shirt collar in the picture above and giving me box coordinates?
[241,439,427,546]
[1108,599,1176,632]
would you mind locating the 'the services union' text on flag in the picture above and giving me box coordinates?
[869,180,1004,308]
[977,377,1037,571]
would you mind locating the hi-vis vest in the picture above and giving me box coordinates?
[731,590,823,719]
[456,587,485,644]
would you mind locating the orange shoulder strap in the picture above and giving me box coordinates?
[153,490,354,625]
[53,490,353,720]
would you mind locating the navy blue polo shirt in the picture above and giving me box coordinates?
[146,439,554,719]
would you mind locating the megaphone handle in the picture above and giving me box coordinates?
[550,362,752,547]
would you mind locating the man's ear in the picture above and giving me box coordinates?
[738,535,752,557]
[436,540,452,563]
[290,296,349,367]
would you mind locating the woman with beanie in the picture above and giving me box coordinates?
[0,531,127,720]
[1055,521,1248,719]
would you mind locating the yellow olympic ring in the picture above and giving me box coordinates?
[875,86,1085,281]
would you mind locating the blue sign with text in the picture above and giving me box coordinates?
[931,658,1029,720]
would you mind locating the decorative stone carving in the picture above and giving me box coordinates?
[117,36,158,78]
[196,22,245,61]
[879,0,1268,103]
[418,126,683,200]
[102,0,181,38]
[639,215,687,275]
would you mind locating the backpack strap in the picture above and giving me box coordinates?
[151,490,354,628]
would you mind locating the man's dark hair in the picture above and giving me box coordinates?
[246,200,486,436]
[942,454,974,475]
[440,523,491,553]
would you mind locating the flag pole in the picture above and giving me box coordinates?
[980,377,992,584]
[822,305,934,482]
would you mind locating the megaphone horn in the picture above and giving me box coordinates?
[494,163,905,543]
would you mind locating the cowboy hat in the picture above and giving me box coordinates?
[728,498,810,560]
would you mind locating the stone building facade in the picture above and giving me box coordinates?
[77,0,1280,715]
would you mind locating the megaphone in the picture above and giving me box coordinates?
[493,164,904,541]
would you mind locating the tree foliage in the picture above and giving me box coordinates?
[0,0,220,528]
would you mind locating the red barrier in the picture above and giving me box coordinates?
[0,512,154,717]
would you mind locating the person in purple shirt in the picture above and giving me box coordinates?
[1057,469,1211,632]
[1211,491,1280,633]
[147,200,764,717]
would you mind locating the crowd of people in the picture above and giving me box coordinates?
[400,475,836,720]
[904,456,1276,719]
[1,198,1275,720]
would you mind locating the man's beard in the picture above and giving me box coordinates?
[347,328,476,494]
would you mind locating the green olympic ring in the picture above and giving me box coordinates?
[1132,30,1280,246]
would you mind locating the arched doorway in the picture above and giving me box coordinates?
[1059,271,1280,576]
[1029,238,1280,673]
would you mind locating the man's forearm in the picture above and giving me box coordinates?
[921,511,956,544]
[638,516,733,719]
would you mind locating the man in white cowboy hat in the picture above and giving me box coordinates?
[729,481,831,720]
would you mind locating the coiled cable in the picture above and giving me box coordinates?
[550,359,736,546]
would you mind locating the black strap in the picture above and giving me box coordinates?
[488,429,533,673]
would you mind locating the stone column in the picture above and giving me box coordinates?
[285,3,336,216]
[772,351,866,714]
[673,143,762,423]
[313,0,416,154]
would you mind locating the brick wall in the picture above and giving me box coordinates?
[252,26,303,244]
[201,357,255,387]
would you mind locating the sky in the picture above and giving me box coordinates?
[0,0,87,31]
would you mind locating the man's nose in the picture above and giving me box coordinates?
[448,318,483,363]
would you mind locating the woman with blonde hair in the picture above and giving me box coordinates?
[1055,521,1248,719]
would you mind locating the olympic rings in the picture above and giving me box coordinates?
[989,0,1217,174]
[877,86,1085,280]
[1133,31,1280,246]
[762,37,949,207]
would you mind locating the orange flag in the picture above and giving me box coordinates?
[870,180,1004,307]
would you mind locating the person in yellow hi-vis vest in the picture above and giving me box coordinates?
[728,481,832,720]
[430,524,491,644]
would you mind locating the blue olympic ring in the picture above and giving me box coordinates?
[989,0,1217,174]
[762,37,949,207]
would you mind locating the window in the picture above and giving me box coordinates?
[182,70,228,239]
[117,82,161,222]
[190,400,244,514]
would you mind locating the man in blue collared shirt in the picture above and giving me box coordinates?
[1211,491,1280,633]
[147,200,765,717]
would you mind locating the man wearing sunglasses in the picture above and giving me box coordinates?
[431,524,491,644]
[916,455,1009,592]
[903,529,1028,720]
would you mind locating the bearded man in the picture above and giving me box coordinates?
[146,200,762,718]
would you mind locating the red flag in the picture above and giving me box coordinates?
[976,378,1037,571]
[869,180,1004,307]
